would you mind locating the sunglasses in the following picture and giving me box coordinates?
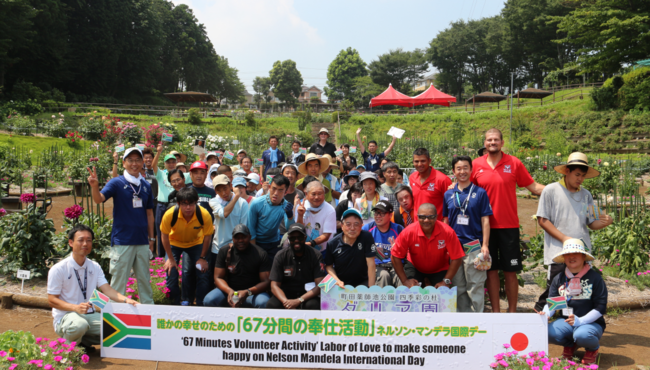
[417,215,436,220]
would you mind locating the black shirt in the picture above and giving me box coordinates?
[325,231,376,287]
[549,268,608,330]
[280,190,305,235]
[334,200,350,235]
[287,153,305,165]
[188,184,216,221]
[309,142,337,157]
[215,243,271,291]
[144,168,158,200]
[338,155,357,170]
[270,245,326,298]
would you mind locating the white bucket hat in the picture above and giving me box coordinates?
[552,238,595,263]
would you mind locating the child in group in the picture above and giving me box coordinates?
[537,238,607,365]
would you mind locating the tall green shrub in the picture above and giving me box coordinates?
[188,108,202,125]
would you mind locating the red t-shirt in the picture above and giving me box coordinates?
[409,167,452,220]
[470,153,534,229]
[391,221,465,274]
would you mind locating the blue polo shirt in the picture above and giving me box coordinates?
[442,182,492,245]
[361,151,385,172]
[101,176,154,246]
[248,194,292,243]
[262,148,286,178]
[362,221,404,265]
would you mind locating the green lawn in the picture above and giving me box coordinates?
[0,134,91,159]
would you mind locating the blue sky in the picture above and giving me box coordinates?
[175,0,505,99]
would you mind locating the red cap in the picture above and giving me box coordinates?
[189,161,208,171]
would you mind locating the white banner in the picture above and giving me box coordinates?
[101,303,548,369]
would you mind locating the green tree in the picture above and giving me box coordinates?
[368,48,428,92]
[0,0,36,89]
[551,0,650,75]
[214,56,245,104]
[323,47,367,102]
[349,76,384,108]
[269,60,303,106]
[252,76,271,106]
[427,21,469,99]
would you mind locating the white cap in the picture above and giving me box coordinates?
[123,148,143,161]
[245,173,260,184]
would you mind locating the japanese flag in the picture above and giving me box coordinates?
[491,320,548,355]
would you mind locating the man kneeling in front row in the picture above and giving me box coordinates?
[267,223,326,310]
[48,225,138,352]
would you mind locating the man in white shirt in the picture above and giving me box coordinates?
[295,181,336,257]
[48,224,138,352]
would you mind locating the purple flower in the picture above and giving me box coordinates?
[64,204,84,219]
[20,193,35,203]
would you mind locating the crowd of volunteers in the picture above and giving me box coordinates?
[46,127,612,364]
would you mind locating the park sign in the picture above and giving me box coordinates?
[101,303,548,369]
[321,285,457,313]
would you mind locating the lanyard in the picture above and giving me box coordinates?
[129,182,142,198]
[454,184,474,215]
[74,268,88,300]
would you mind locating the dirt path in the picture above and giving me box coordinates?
[0,306,647,369]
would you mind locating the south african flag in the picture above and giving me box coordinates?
[463,240,481,254]
[89,289,109,310]
[546,296,568,311]
[103,313,151,350]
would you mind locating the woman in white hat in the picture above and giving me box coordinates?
[354,172,387,225]
[535,152,613,312]
[536,238,607,365]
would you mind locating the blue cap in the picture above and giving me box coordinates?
[356,164,366,170]
[344,170,360,185]
[232,177,247,188]
[341,208,362,221]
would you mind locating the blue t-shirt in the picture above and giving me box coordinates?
[101,176,154,246]
[248,194,291,244]
[442,183,493,245]
[188,184,216,221]
[362,221,404,265]
[262,148,286,178]
[361,151,385,172]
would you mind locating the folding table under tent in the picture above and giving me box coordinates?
[412,84,457,107]
[369,84,414,109]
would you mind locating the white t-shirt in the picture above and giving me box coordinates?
[47,256,108,329]
[297,203,337,253]
[355,194,388,226]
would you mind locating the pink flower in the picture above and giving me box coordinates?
[20,193,35,203]
[64,204,84,219]
[49,340,58,348]
[489,363,498,368]
[7,357,15,361]
[498,360,509,367]
[54,356,63,362]
[45,364,53,370]
[503,343,511,349]
[625,280,629,283]
[9,364,17,370]
[0,351,6,357]
[81,354,90,363]
[36,337,43,343]
[57,338,66,344]
[0,209,6,217]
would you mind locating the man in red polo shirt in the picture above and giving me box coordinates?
[391,203,464,289]
[471,128,545,313]
[409,148,452,220]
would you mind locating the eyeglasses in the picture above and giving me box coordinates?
[374,210,388,217]
[125,158,143,164]
[170,178,184,184]
[343,222,362,228]
[417,214,436,220]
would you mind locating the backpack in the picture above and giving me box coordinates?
[170,204,204,227]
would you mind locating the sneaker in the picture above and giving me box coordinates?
[562,344,577,360]
[180,301,189,306]
[582,349,599,365]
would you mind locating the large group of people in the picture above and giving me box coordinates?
[47,127,613,364]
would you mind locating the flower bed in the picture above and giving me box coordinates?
[489,345,598,369]
[0,330,89,370]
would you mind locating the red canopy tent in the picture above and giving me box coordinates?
[369,84,413,108]
[412,84,457,107]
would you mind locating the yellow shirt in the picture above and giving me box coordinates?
[160,206,214,248]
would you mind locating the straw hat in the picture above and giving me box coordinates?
[554,152,600,179]
[298,153,329,176]
[322,154,338,168]
[169,150,187,163]
[552,238,595,263]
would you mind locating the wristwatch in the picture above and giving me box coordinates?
[247,289,253,296]
[298,297,304,303]
[149,237,156,242]
[199,256,208,261]
[443,278,452,286]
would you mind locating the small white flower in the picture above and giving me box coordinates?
[604,162,609,166]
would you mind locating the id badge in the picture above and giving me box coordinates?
[457,215,469,225]
[370,159,377,165]
[562,308,573,316]
[132,197,143,208]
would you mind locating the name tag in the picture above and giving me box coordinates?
[132,197,143,208]
[457,215,469,225]
[370,159,377,165]
[284,267,294,277]
[562,308,573,316]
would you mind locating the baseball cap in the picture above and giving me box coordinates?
[245,173,260,185]
[232,177,247,188]
[372,200,393,213]
[213,174,230,187]
[189,161,208,171]
[123,148,143,161]
[206,151,218,159]
[232,224,251,237]
[164,154,176,162]
[287,223,307,236]
[341,208,363,221]
[318,128,330,135]
[356,164,366,170]
[233,169,247,178]
[237,149,247,155]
